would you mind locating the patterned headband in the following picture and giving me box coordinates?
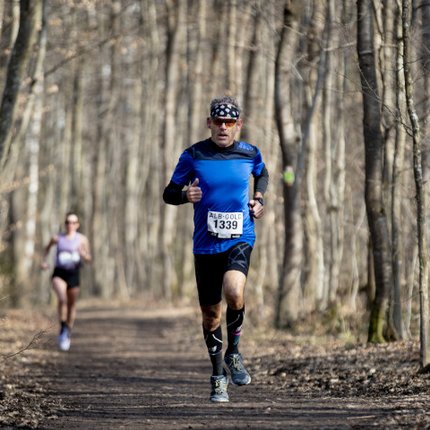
[210,103,240,119]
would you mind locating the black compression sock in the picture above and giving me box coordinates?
[203,325,224,376]
[60,321,68,334]
[226,306,245,355]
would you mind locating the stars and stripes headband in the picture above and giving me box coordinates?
[210,103,240,119]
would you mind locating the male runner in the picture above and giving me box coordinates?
[163,95,269,402]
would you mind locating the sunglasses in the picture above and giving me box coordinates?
[65,220,78,225]
[211,118,237,128]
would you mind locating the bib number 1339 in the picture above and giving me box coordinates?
[207,211,243,238]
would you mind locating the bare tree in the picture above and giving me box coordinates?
[390,0,407,340]
[0,1,5,40]
[160,0,186,301]
[357,0,393,343]
[11,0,47,305]
[325,0,346,307]
[139,0,163,297]
[0,0,43,170]
[401,0,430,369]
[274,1,303,327]
[420,0,430,180]
[302,1,326,311]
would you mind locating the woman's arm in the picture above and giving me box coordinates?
[79,235,92,264]
[40,236,58,269]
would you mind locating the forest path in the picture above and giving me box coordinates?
[5,301,428,429]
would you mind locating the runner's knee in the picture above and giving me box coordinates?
[224,284,244,309]
[225,291,243,309]
[58,296,67,306]
[201,306,221,331]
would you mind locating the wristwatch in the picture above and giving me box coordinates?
[255,197,264,206]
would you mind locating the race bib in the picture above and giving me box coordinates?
[207,211,243,238]
[58,251,80,267]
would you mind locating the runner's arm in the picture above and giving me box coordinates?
[249,166,269,219]
[254,166,269,196]
[79,235,92,264]
[41,236,58,269]
[163,181,189,205]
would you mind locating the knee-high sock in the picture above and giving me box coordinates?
[226,306,245,355]
[203,325,224,376]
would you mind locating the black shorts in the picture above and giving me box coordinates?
[194,242,252,306]
[52,267,80,289]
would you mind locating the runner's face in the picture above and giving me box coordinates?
[65,216,79,232]
[207,117,243,148]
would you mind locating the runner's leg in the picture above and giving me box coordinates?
[195,253,225,376]
[201,303,224,376]
[223,270,246,353]
[66,287,80,329]
[223,269,251,385]
[223,243,252,354]
[226,306,245,355]
[52,277,68,326]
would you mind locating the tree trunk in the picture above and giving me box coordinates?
[6,0,44,306]
[401,0,430,370]
[0,0,43,170]
[357,0,393,343]
[69,62,85,214]
[124,43,142,294]
[390,1,406,340]
[242,6,266,316]
[19,0,46,280]
[89,3,120,297]
[274,2,303,328]
[375,0,402,341]
[0,1,5,37]
[140,0,163,297]
[327,0,346,306]
[420,0,430,181]
[226,0,238,95]
[160,0,186,301]
[302,1,326,311]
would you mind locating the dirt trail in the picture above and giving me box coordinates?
[3,302,430,429]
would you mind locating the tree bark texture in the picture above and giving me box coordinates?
[357,0,393,343]
[302,1,326,311]
[402,0,430,369]
[274,2,303,328]
[390,0,406,340]
[0,0,42,172]
[420,0,430,182]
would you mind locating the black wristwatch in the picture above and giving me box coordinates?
[255,197,264,206]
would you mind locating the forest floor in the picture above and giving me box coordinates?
[1,299,430,429]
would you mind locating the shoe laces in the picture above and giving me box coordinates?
[213,378,226,394]
[231,354,244,371]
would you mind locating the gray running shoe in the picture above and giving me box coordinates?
[58,327,71,352]
[224,353,251,386]
[210,372,229,403]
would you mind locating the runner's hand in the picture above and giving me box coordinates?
[186,178,202,203]
[78,242,91,262]
[248,199,264,219]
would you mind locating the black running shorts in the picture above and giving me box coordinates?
[52,267,80,289]
[194,242,252,306]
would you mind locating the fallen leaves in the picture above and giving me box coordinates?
[0,308,59,428]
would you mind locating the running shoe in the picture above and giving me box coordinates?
[58,326,71,352]
[210,372,229,403]
[224,353,251,386]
